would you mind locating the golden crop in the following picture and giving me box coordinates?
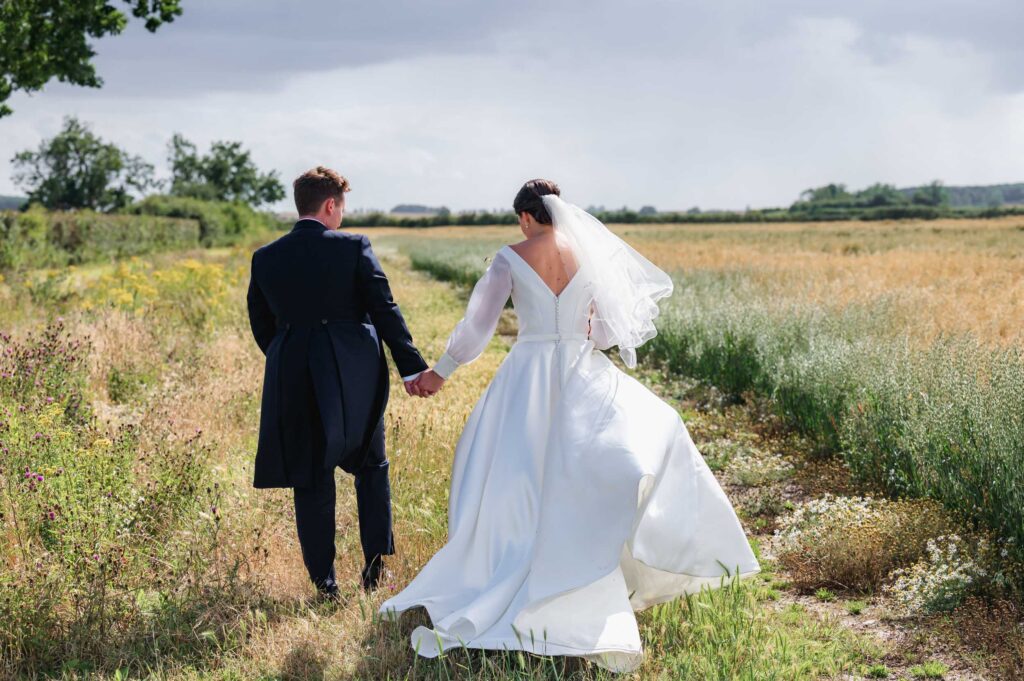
[358,216,1024,345]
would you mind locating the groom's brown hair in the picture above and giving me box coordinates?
[293,166,351,215]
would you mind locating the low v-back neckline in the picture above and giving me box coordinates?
[503,245,580,299]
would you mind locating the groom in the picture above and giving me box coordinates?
[246,166,429,599]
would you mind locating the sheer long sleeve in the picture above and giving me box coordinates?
[587,299,616,351]
[433,252,513,379]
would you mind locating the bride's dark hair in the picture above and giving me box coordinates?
[513,179,561,224]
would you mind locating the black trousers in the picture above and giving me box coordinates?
[292,420,394,591]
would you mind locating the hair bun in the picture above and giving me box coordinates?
[513,179,561,225]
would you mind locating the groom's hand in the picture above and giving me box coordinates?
[403,378,422,397]
[413,369,445,398]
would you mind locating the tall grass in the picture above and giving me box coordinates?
[0,322,230,672]
[0,245,269,676]
[404,236,510,290]
[646,278,1024,570]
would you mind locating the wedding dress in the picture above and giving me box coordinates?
[379,198,760,673]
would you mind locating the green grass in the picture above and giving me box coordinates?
[815,588,837,603]
[363,573,881,680]
[643,574,880,679]
[909,660,949,678]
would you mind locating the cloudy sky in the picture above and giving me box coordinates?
[1,1,1022,212]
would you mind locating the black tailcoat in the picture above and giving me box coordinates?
[246,220,427,489]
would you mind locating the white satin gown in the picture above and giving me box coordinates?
[379,245,760,672]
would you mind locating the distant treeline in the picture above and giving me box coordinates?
[785,180,1024,221]
[6,115,1024,230]
[338,180,1024,227]
[0,195,25,210]
[341,201,1024,228]
[899,182,1024,208]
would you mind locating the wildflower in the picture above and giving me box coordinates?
[886,534,990,614]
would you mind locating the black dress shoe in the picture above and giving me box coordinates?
[314,574,341,603]
[361,555,385,592]
[316,583,341,603]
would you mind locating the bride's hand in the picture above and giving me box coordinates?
[414,369,446,398]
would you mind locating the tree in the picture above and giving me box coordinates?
[912,180,949,207]
[0,1,182,117]
[798,183,852,204]
[11,116,159,211]
[168,133,286,206]
[857,183,906,207]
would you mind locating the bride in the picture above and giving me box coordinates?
[379,179,760,672]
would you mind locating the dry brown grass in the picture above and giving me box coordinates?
[188,253,536,678]
[945,597,1024,680]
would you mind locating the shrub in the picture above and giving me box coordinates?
[0,206,68,269]
[886,533,1006,614]
[125,194,280,246]
[48,210,199,262]
[774,494,953,592]
[0,207,198,270]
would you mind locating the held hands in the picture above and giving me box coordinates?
[404,369,446,398]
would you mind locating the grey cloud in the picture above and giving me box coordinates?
[3,0,1022,210]
[86,1,524,96]
[75,0,1024,100]
[777,0,1024,89]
